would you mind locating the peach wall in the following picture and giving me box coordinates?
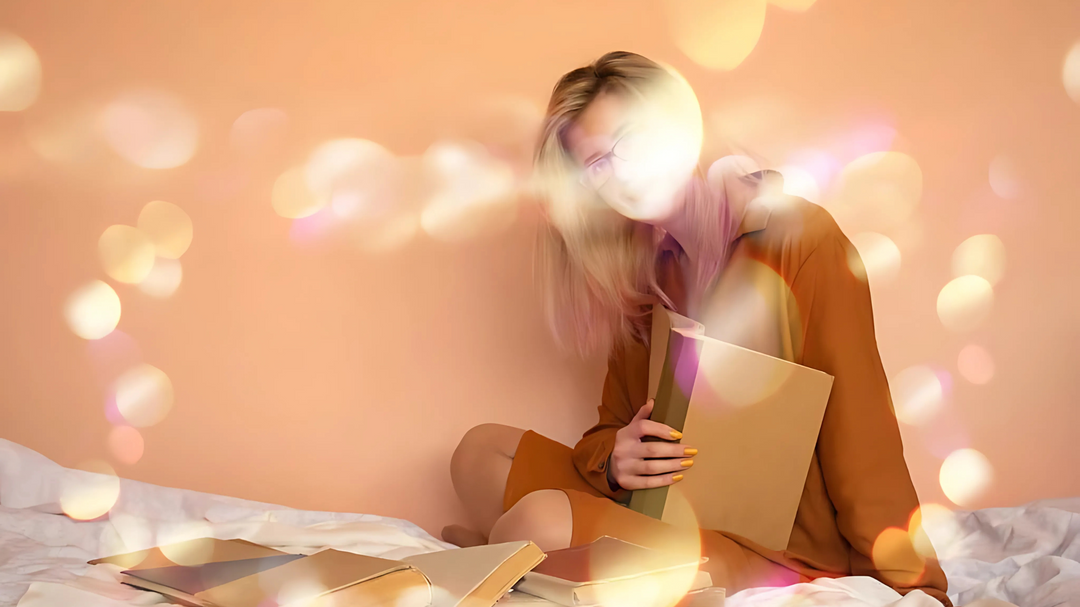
[1,0,1079,538]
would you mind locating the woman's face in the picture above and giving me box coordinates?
[563,88,700,224]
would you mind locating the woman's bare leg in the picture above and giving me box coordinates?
[444,423,526,545]
[488,489,573,552]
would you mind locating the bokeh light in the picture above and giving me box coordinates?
[272,166,327,219]
[665,0,767,71]
[1063,41,1080,104]
[100,90,198,169]
[957,344,995,385]
[0,32,42,111]
[777,165,820,202]
[908,503,962,560]
[988,154,1022,199]
[768,0,816,10]
[158,524,215,566]
[99,225,156,284]
[871,527,925,586]
[60,460,121,521]
[890,365,944,426]
[230,107,289,156]
[138,201,193,259]
[828,151,922,233]
[353,211,420,253]
[138,257,183,298]
[65,280,122,340]
[114,363,174,428]
[86,329,142,386]
[420,140,518,242]
[952,234,1005,286]
[108,425,145,465]
[937,275,994,333]
[304,138,399,208]
[847,232,901,286]
[940,448,994,507]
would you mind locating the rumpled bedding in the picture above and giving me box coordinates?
[1,439,1075,607]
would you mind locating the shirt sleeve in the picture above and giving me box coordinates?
[571,337,650,503]
[791,227,951,604]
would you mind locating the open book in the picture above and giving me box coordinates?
[628,304,834,551]
[89,537,544,607]
[513,536,715,607]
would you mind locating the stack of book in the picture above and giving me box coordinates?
[89,535,722,607]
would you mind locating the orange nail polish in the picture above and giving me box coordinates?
[684,448,698,456]
[673,474,684,482]
[681,459,694,468]
[670,430,683,439]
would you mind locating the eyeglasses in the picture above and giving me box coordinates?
[579,131,642,191]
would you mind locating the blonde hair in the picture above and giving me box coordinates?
[534,51,736,356]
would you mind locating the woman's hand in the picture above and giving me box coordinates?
[608,399,697,491]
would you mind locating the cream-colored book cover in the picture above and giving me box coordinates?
[631,305,834,551]
[404,541,545,607]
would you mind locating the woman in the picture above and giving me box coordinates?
[445,51,950,605]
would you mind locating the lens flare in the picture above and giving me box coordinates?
[354,211,420,253]
[777,165,820,202]
[100,90,198,169]
[908,503,962,560]
[952,234,1005,286]
[890,365,944,426]
[305,138,398,206]
[60,460,120,521]
[99,225,156,284]
[137,201,193,259]
[138,257,183,298]
[0,32,41,111]
[1063,41,1080,104]
[65,280,122,340]
[871,527,925,586]
[847,232,901,286]
[272,166,327,219]
[108,425,145,465]
[420,139,518,242]
[665,0,767,71]
[114,363,174,428]
[940,448,993,507]
[937,275,994,333]
[957,344,995,385]
[828,151,922,233]
[230,107,288,156]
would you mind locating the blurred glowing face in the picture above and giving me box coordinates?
[563,89,697,223]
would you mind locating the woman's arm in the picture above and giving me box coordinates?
[791,224,950,603]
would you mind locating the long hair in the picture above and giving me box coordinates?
[533,51,737,356]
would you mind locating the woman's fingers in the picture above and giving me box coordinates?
[616,470,686,491]
[630,456,694,477]
[639,419,682,441]
[638,440,696,459]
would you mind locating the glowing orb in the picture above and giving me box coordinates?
[60,460,120,521]
[952,234,1005,286]
[847,232,901,286]
[957,344,995,385]
[114,363,174,428]
[936,275,994,332]
[108,425,145,465]
[939,448,993,507]
[0,32,42,111]
[99,225,156,284]
[665,0,768,71]
[65,280,122,340]
[138,257,183,298]
[138,201,193,259]
[101,90,198,169]
[890,365,944,426]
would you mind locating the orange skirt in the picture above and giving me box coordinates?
[504,430,810,594]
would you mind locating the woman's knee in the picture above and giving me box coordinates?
[489,489,572,551]
[450,423,525,488]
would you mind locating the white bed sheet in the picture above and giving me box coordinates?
[1,438,1076,607]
